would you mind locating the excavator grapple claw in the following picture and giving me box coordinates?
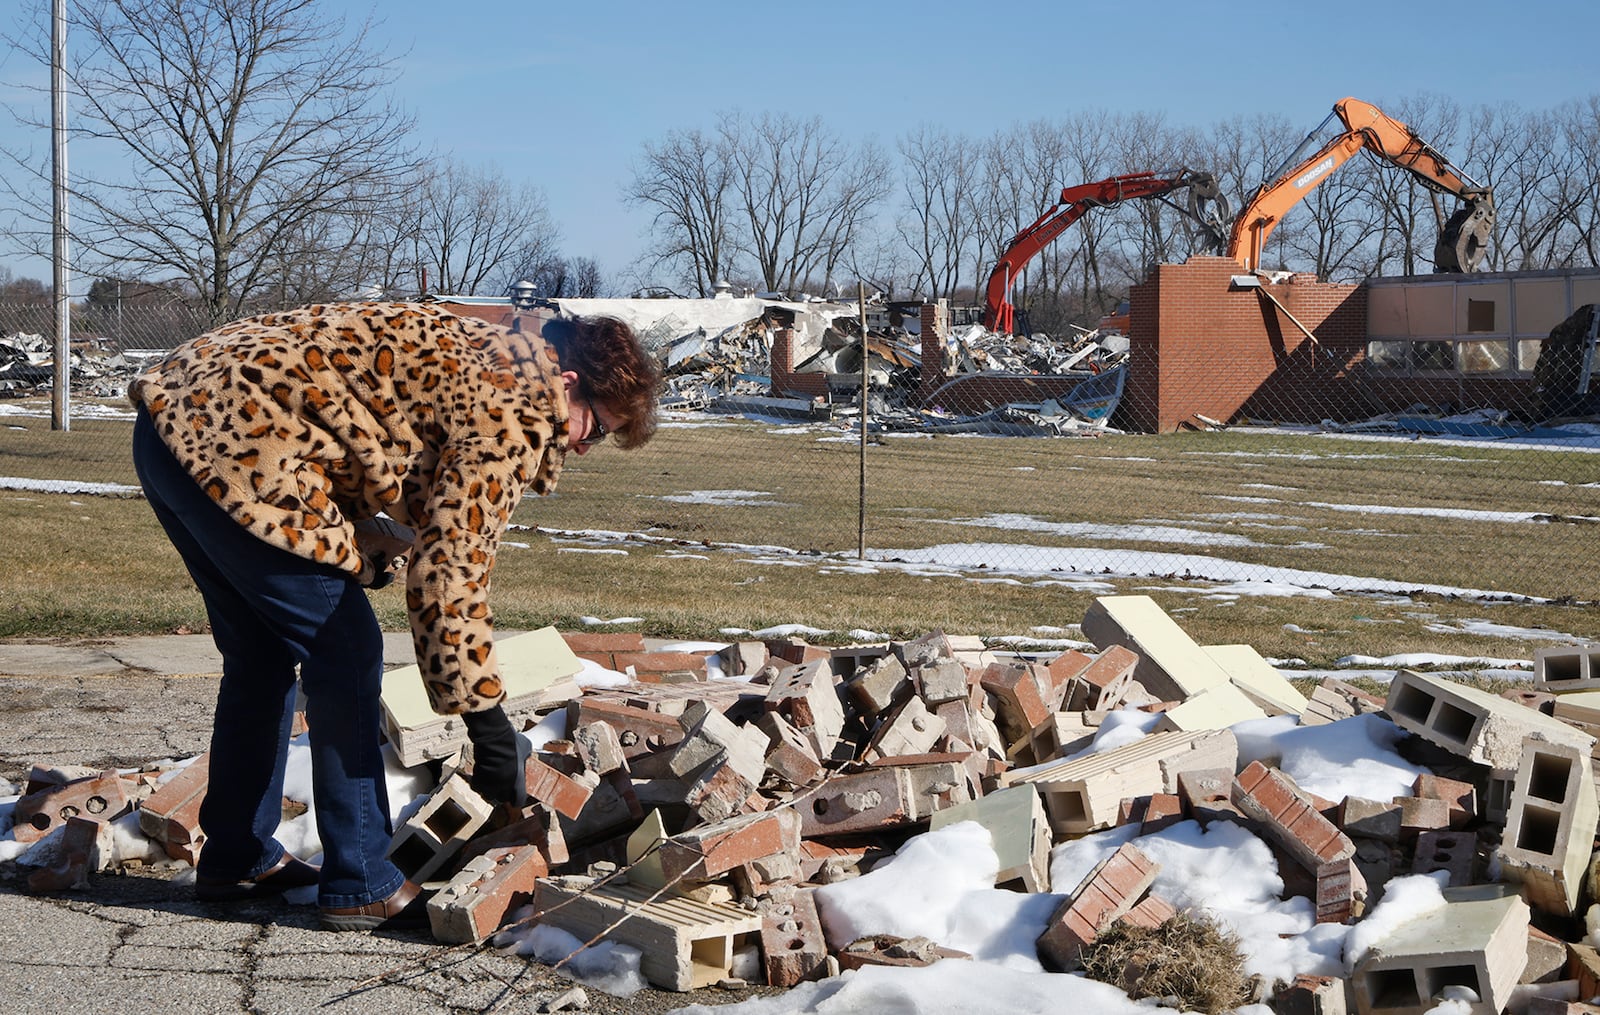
[1435,196,1495,273]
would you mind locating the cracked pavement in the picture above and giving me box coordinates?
[0,640,767,1014]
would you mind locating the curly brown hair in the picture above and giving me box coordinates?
[546,316,661,449]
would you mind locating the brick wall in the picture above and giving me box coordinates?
[770,327,829,400]
[1124,257,1368,433]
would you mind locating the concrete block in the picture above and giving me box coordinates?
[1497,738,1600,916]
[426,844,547,943]
[1413,773,1476,827]
[669,700,767,787]
[1384,671,1594,769]
[533,874,762,991]
[387,771,495,884]
[1524,925,1569,985]
[137,754,208,855]
[1351,884,1529,1015]
[1203,643,1309,716]
[765,659,845,759]
[1037,843,1158,972]
[1080,595,1230,702]
[656,809,800,884]
[863,695,946,762]
[1001,729,1237,836]
[896,630,954,669]
[759,889,827,988]
[1177,767,1241,824]
[1153,681,1268,732]
[1536,644,1600,691]
[929,784,1050,892]
[800,761,968,837]
[1028,712,1096,765]
[12,770,133,845]
[1233,761,1355,874]
[716,640,769,678]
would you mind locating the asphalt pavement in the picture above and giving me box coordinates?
[0,634,757,1015]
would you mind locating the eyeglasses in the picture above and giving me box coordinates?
[578,394,609,447]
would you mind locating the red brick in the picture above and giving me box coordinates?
[1037,843,1159,971]
[1117,894,1177,930]
[1232,761,1354,872]
[979,661,1051,744]
[138,754,209,850]
[760,889,828,987]
[1396,795,1451,839]
[657,809,800,882]
[1070,645,1139,711]
[561,632,647,654]
[1411,828,1476,886]
[12,771,133,845]
[521,754,593,820]
[426,844,547,943]
[1412,773,1476,826]
[567,698,685,761]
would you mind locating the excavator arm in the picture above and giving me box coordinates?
[983,168,1227,334]
[1227,97,1494,274]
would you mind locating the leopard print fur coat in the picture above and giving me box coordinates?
[128,301,570,715]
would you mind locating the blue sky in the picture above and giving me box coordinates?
[1,0,1595,290]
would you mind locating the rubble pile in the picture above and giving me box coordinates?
[0,331,163,399]
[11,597,1600,1013]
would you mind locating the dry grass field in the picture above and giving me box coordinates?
[2,399,1596,669]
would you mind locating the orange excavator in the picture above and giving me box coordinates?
[982,168,1229,334]
[1228,97,1494,274]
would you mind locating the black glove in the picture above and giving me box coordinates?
[461,705,524,804]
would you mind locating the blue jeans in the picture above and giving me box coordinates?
[132,410,405,908]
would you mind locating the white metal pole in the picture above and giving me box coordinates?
[50,0,71,431]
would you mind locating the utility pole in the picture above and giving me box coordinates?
[50,0,71,431]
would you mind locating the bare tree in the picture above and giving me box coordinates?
[1559,96,1600,266]
[407,159,559,297]
[5,0,419,323]
[896,124,980,301]
[722,111,890,296]
[570,256,603,298]
[1465,102,1577,271]
[624,127,734,297]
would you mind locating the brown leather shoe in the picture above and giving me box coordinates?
[195,853,321,902]
[319,879,429,932]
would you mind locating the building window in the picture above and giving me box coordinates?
[1413,341,1454,371]
[1517,339,1544,373]
[1457,340,1510,373]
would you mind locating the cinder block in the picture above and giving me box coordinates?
[1037,843,1159,971]
[1233,761,1355,874]
[1080,595,1230,702]
[929,784,1050,892]
[1202,643,1309,716]
[1352,884,1529,1015]
[1384,671,1594,769]
[1535,644,1600,690]
[759,889,827,988]
[137,754,209,857]
[1001,729,1237,836]
[12,770,133,845]
[1028,712,1096,765]
[426,844,547,943]
[1496,739,1599,916]
[533,874,762,991]
[387,771,495,884]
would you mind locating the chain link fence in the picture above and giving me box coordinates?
[2,288,1596,616]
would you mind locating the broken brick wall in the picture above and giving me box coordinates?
[1123,257,1366,433]
[1122,257,1546,433]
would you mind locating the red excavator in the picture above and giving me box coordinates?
[982,168,1229,334]
[1228,97,1494,274]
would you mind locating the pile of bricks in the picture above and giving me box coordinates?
[15,599,1600,1014]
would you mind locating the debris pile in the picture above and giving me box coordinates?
[0,331,164,399]
[10,598,1600,1013]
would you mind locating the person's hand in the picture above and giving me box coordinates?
[460,705,524,804]
[353,516,415,589]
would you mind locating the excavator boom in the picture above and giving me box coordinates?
[1228,97,1494,274]
[983,168,1226,334]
